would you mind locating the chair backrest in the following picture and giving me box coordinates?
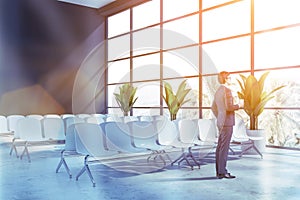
[64,124,78,151]
[105,115,123,122]
[17,118,44,141]
[76,114,91,119]
[0,115,9,133]
[123,116,139,123]
[139,116,153,122]
[91,113,106,118]
[127,121,158,148]
[60,114,75,119]
[26,114,44,121]
[232,116,248,140]
[63,117,85,131]
[198,119,218,142]
[155,119,180,146]
[74,123,112,157]
[178,119,199,143]
[86,116,105,125]
[102,122,141,153]
[7,115,25,138]
[152,115,166,121]
[42,118,65,140]
[44,114,61,118]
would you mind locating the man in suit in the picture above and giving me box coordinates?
[211,71,242,179]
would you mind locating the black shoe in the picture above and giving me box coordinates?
[217,173,236,179]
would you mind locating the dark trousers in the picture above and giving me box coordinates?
[215,126,233,175]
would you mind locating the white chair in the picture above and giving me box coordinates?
[42,118,65,141]
[123,116,139,123]
[16,118,46,162]
[56,123,81,178]
[8,115,25,157]
[60,114,75,119]
[85,116,105,124]
[7,115,25,136]
[76,114,91,119]
[101,122,145,154]
[231,117,263,158]
[26,114,44,120]
[128,121,172,165]
[178,119,202,145]
[152,115,166,121]
[105,115,123,122]
[155,119,199,169]
[63,117,85,132]
[170,119,201,169]
[44,114,61,118]
[0,115,12,135]
[139,116,153,122]
[197,119,218,146]
[90,113,106,118]
[74,123,118,187]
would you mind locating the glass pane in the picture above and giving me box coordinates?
[132,53,160,81]
[107,9,130,38]
[107,84,117,107]
[181,108,199,120]
[163,47,199,78]
[202,36,251,74]
[202,0,250,41]
[107,59,130,84]
[133,0,160,30]
[133,108,161,117]
[163,0,199,21]
[163,14,199,49]
[255,69,300,108]
[132,27,160,56]
[202,108,215,119]
[202,0,235,9]
[260,110,300,148]
[255,0,300,31]
[202,75,218,107]
[107,34,130,61]
[255,26,300,68]
[107,108,123,117]
[133,81,160,107]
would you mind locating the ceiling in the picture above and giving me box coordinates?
[57,0,116,9]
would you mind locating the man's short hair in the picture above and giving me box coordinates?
[218,71,230,84]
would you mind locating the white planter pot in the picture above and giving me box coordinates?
[242,129,266,154]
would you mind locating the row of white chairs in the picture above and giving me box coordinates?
[9,117,66,162]
[0,114,164,137]
[56,118,219,186]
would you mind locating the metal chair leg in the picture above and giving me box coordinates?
[20,141,31,162]
[9,138,19,158]
[56,150,72,178]
[76,155,96,187]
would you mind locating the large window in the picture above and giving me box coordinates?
[106,0,300,149]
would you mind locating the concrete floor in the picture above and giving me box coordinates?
[1,134,300,200]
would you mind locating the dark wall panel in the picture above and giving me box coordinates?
[0,0,105,115]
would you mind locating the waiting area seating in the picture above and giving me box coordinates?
[1,113,265,187]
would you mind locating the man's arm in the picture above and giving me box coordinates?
[211,100,218,117]
[224,87,239,111]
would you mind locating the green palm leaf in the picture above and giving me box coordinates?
[237,72,285,130]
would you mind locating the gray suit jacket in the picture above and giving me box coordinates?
[211,85,239,128]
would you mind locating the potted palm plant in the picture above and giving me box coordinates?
[237,71,285,130]
[162,80,191,121]
[237,71,285,152]
[114,83,138,116]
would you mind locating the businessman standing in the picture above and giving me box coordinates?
[211,71,243,179]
